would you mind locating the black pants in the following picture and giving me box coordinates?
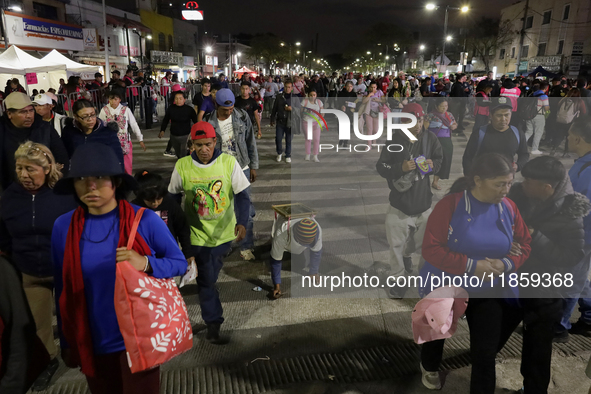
[421,298,562,394]
[450,100,467,132]
[520,298,563,394]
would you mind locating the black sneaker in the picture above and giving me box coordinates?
[403,256,413,273]
[569,320,591,336]
[553,330,570,343]
[31,357,59,391]
[206,324,228,345]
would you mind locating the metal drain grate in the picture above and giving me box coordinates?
[41,333,591,394]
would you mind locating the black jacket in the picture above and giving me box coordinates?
[61,118,124,171]
[450,81,468,98]
[131,195,193,259]
[376,129,443,216]
[0,256,50,393]
[308,79,326,97]
[270,92,294,127]
[0,183,77,277]
[508,178,590,298]
[462,124,529,175]
[0,114,69,191]
[337,89,358,117]
[160,104,197,136]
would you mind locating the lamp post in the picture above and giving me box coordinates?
[132,30,146,70]
[426,3,469,73]
[205,46,212,76]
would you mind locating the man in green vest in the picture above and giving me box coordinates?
[168,121,250,344]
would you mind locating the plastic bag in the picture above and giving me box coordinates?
[180,261,197,288]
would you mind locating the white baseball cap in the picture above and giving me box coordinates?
[32,94,53,106]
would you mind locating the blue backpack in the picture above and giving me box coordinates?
[475,125,520,156]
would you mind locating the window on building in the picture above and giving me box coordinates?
[511,47,516,58]
[537,43,546,56]
[542,11,551,25]
[525,16,533,29]
[499,48,506,60]
[168,35,173,51]
[563,5,570,20]
[557,40,564,54]
[33,2,58,20]
[146,39,154,56]
[522,45,529,58]
[158,33,165,50]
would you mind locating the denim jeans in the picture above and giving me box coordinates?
[234,168,255,251]
[275,124,292,157]
[559,245,591,331]
[193,242,232,325]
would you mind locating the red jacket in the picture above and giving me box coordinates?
[422,192,531,275]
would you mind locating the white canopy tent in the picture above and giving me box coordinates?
[0,45,67,94]
[42,50,100,74]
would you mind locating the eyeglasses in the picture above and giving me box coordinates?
[77,114,97,121]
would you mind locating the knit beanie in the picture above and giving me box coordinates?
[293,219,318,246]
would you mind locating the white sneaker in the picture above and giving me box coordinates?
[531,150,544,155]
[286,157,291,163]
[313,155,320,162]
[305,155,311,161]
[240,250,255,261]
[420,363,442,390]
[276,154,282,162]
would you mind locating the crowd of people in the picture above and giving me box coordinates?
[1,65,591,394]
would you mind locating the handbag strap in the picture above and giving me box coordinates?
[126,208,146,250]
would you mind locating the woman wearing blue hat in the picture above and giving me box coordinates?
[51,143,187,394]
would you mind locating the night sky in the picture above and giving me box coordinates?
[197,0,520,54]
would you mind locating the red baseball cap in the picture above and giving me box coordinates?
[190,122,216,140]
[403,103,425,119]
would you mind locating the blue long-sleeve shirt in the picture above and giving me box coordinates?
[569,152,591,244]
[52,204,187,354]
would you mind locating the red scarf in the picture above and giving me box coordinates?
[59,200,152,377]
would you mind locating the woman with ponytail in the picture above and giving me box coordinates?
[417,153,531,392]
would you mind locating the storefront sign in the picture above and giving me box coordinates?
[83,28,97,50]
[572,41,584,56]
[182,2,204,20]
[183,56,194,67]
[26,73,38,84]
[519,61,528,72]
[3,11,83,51]
[205,56,218,66]
[528,55,563,72]
[119,45,140,56]
[151,50,183,64]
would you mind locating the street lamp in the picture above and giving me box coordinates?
[446,35,452,41]
[426,3,469,72]
[295,42,301,46]
[420,44,425,50]
[205,46,212,53]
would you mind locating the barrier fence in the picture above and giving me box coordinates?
[0,81,242,125]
